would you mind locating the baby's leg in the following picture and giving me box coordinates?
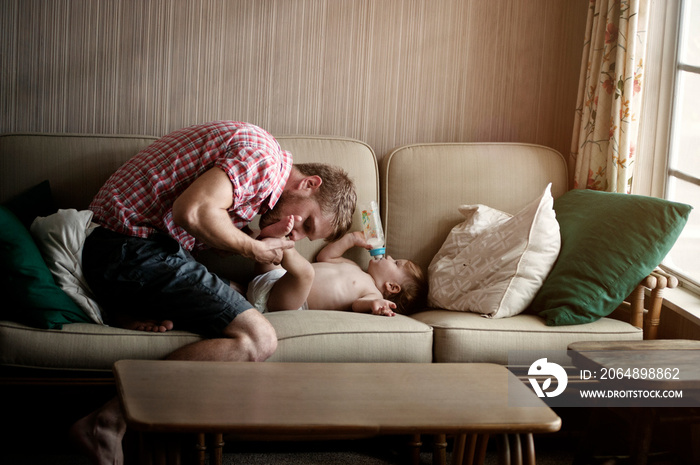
[265,247,314,312]
[254,215,296,275]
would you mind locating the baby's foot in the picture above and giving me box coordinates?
[259,215,295,239]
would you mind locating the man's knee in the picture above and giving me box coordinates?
[223,309,278,361]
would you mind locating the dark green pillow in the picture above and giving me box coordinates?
[530,189,692,326]
[0,205,91,329]
[3,180,58,229]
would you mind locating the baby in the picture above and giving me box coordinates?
[247,218,427,316]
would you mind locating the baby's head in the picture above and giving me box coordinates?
[384,260,428,315]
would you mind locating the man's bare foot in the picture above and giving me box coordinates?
[126,319,174,332]
[110,313,174,332]
[258,215,296,239]
[70,397,126,465]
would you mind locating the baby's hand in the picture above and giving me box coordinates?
[349,231,372,249]
[370,299,396,317]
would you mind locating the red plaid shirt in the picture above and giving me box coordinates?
[89,121,293,251]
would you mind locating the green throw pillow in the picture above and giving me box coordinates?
[0,205,91,329]
[3,180,58,229]
[530,189,692,326]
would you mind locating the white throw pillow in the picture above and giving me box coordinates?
[30,209,105,324]
[427,184,560,318]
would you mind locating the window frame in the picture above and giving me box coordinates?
[637,0,700,295]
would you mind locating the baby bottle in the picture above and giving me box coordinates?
[361,200,386,260]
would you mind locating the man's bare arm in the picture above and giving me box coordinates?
[172,167,293,264]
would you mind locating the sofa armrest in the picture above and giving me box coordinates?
[613,269,679,340]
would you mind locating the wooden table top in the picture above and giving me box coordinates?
[568,339,700,390]
[114,361,561,436]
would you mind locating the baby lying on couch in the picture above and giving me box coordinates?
[247,219,427,316]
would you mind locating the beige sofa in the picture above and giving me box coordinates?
[0,133,643,381]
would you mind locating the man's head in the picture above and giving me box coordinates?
[260,163,356,242]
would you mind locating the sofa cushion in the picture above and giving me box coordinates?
[427,184,560,318]
[0,311,433,371]
[530,189,692,326]
[0,320,202,371]
[411,309,642,364]
[266,310,433,362]
[381,143,568,273]
[0,206,91,329]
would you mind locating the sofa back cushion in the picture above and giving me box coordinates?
[0,133,379,271]
[0,134,158,210]
[276,136,379,266]
[381,143,568,272]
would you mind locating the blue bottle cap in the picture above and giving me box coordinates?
[369,247,386,257]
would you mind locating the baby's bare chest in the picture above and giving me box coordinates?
[308,263,375,309]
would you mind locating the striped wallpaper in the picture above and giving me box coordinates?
[1,0,587,162]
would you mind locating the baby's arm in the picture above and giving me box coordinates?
[316,231,370,264]
[352,296,396,317]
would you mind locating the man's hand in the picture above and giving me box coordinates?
[253,236,295,265]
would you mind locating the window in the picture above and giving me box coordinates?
[663,0,700,292]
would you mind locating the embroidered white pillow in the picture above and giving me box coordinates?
[428,184,560,318]
[30,209,105,324]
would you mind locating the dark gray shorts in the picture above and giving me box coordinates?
[82,227,253,338]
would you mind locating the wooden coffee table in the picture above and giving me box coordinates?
[114,361,561,465]
[569,340,700,464]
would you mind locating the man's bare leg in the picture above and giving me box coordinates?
[166,308,277,361]
[69,397,126,465]
[71,310,277,464]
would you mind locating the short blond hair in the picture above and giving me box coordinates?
[386,260,428,315]
[295,163,356,242]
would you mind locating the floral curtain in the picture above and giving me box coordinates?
[571,0,649,193]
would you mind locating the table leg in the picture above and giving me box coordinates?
[211,433,225,465]
[196,434,207,465]
[408,434,423,465]
[433,434,448,465]
[510,434,522,465]
[496,434,536,465]
[630,409,654,465]
[474,434,489,465]
[498,434,511,465]
[452,433,489,465]
[451,434,467,465]
[137,432,184,465]
[523,434,535,465]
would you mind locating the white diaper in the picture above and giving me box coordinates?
[246,268,309,313]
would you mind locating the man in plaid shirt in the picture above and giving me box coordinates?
[73,121,356,465]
